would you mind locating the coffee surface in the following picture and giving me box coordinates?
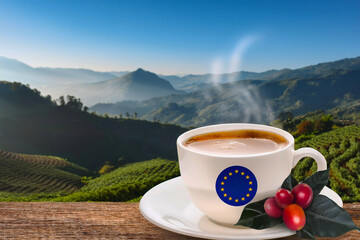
[184,129,288,156]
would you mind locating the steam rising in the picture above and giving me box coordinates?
[228,35,259,82]
[208,35,274,124]
[210,58,224,87]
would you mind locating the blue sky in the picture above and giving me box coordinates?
[1,0,359,74]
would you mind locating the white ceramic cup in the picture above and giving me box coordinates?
[176,123,327,225]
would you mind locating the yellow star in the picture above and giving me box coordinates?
[241,172,245,175]
[249,181,253,185]
[241,197,245,201]
[235,199,239,202]
[221,188,224,191]
[224,193,227,197]
[229,197,232,200]
[221,182,224,185]
[249,188,252,191]
[235,170,238,173]
[246,194,250,197]
[224,176,227,180]
[229,172,232,176]
[246,175,250,179]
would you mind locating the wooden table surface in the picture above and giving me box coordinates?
[0,202,359,239]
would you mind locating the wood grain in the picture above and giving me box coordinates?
[0,202,358,239]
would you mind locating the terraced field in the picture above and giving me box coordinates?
[56,158,180,202]
[294,125,360,202]
[1,125,359,202]
[0,149,88,195]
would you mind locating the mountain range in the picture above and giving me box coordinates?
[1,55,360,111]
[91,57,360,126]
[53,68,183,105]
[0,56,124,86]
[160,57,360,92]
[0,56,184,105]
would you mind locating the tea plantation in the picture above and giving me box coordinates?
[0,125,359,202]
[54,158,180,202]
[294,125,360,202]
[0,149,88,200]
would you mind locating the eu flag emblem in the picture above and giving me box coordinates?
[215,166,258,206]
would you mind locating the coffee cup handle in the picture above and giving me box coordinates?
[293,147,327,171]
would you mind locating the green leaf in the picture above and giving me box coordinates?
[281,174,298,190]
[302,168,329,198]
[235,199,282,229]
[301,195,360,237]
[297,227,316,239]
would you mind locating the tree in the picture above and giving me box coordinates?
[278,111,293,122]
[65,95,83,110]
[58,96,66,106]
[83,106,89,112]
[296,120,315,136]
[134,112,138,119]
[98,162,115,175]
[126,112,130,118]
[119,113,122,119]
[314,114,333,133]
[45,95,52,102]
[277,111,295,132]
[81,176,93,185]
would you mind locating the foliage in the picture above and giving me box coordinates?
[294,125,360,202]
[237,170,359,239]
[53,158,179,202]
[0,158,179,202]
[277,111,296,132]
[0,149,86,197]
[292,114,334,138]
[98,162,115,175]
[81,176,93,185]
[314,114,334,133]
[296,120,315,136]
[0,81,187,171]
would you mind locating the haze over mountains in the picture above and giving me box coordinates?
[91,57,360,126]
[0,56,182,105]
[52,68,183,105]
[0,56,125,86]
[1,55,360,113]
[161,57,360,92]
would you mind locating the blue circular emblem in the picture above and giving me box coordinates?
[215,166,258,206]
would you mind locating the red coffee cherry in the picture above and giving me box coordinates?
[275,188,294,208]
[291,183,313,209]
[264,197,283,218]
[283,204,306,231]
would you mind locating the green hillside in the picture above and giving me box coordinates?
[0,149,87,196]
[53,158,180,202]
[0,81,187,171]
[294,125,360,202]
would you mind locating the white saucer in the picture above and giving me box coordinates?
[140,177,343,240]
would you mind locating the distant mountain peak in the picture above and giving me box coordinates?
[83,68,183,104]
[131,68,154,77]
[121,68,173,86]
[135,68,146,72]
